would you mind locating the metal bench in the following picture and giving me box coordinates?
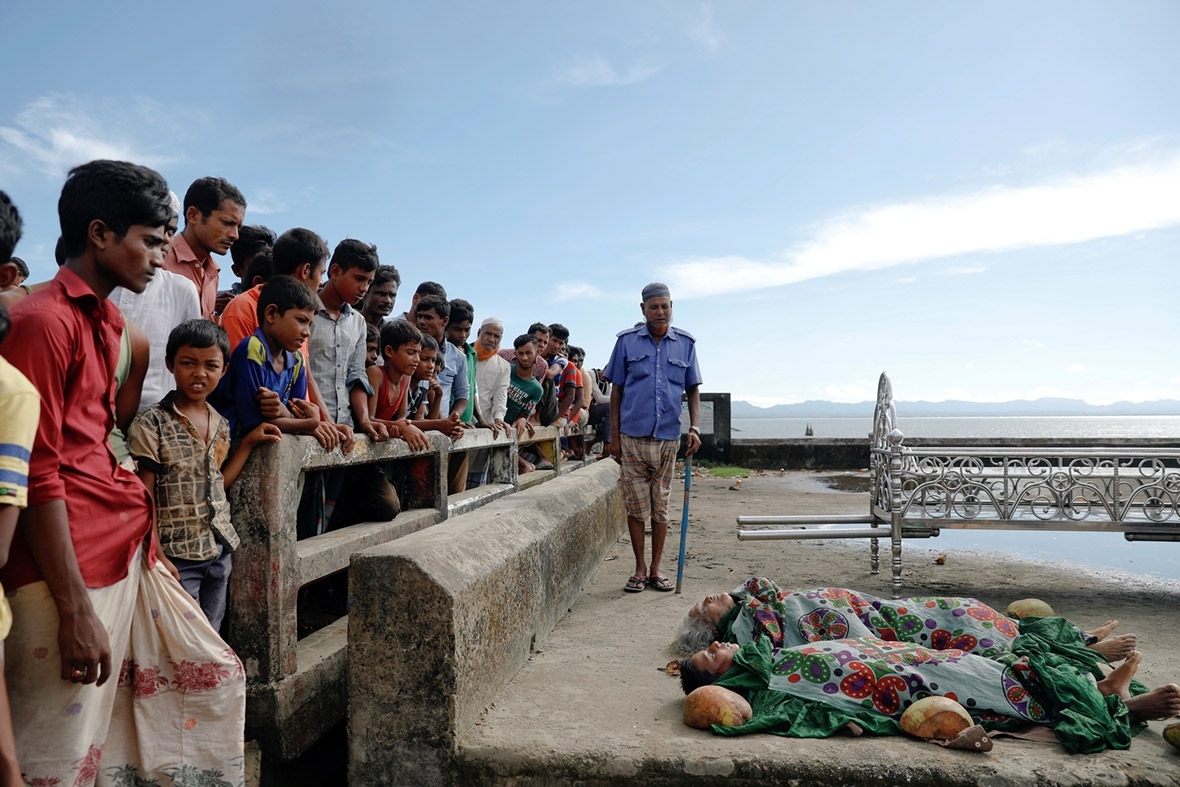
[738,372,1180,597]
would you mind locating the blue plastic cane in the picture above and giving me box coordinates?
[675,456,692,594]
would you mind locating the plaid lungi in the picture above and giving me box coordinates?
[618,434,679,525]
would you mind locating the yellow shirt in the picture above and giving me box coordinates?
[0,356,39,507]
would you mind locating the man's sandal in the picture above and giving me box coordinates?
[648,575,674,592]
[624,575,647,593]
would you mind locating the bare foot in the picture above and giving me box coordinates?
[1085,620,1118,641]
[1125,684,1180,723]
[1090,633,1137,661]
[1097,651,1142,701]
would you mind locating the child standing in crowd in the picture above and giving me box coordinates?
[219,275,338,448]
[365,322,380,367]
[406,334,443,420]
[309,239,386,444]
[129,320,280,632]
[367,320,444,448]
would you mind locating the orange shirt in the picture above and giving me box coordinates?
[220,283,310,362]
[220,284,263,351]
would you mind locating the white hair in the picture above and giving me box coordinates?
[674,611,717,656]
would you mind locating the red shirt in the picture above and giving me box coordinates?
[163,231,220,320]
[1,267,153,590]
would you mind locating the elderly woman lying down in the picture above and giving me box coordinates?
[676,576,1135,665]
[677,637,1180,753]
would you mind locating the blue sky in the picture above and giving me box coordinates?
[2,1,1178,406]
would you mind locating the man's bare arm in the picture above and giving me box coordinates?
[20,501,112,685]
[685,385,701,456]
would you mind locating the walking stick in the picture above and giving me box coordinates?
[675,455,692,594]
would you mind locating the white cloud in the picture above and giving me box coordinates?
[940,265,986,275]
[661,152,1180,299]
[0,94,187,177]
[685,3,723,52]
[1067,363,1087,373]
[1023,137,1067,156]
[549,53,662,89]
[1011,339,1046,349]
[554,282,603,301]
[246,188,289,215]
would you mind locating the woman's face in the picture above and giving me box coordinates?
[690,641,739,675]
[690,593,735,625]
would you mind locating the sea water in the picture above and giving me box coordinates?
[731,416,1180,584]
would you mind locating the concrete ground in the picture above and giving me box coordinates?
[458,468,1180,787]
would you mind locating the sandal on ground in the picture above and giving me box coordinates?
[624,575,646,593]
[648,575,674,592]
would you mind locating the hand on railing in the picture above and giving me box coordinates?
[440,413,465,439]
[334,423,356,455]
[357,419,390,443]
[398,421,431,451]
[514,417,535,440]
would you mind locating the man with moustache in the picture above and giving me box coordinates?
[164,176,246,320]
[605,283,702,594]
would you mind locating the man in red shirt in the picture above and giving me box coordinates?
[2,160,246,784]
[164,176,246,320]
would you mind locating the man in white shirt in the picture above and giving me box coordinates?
[110,268,202,411]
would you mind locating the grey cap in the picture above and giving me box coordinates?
[641,282,671,302]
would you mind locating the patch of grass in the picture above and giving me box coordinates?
[691,462,750,478]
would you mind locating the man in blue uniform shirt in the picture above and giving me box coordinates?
[604,282,702,594]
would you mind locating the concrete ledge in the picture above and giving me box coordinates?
[296,509,439,587]
[246,616,348,760]
[447,483,515,517]
[517,468,556,491]
[348,459,624,786]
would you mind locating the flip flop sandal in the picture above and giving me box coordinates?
[624,575,646,593]
[648,575,675,592]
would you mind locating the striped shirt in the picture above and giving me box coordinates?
[0,358,38,507]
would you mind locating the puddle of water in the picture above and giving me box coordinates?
[818,474,871,493]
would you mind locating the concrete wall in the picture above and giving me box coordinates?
[730,436,1180,471]
[731,438,870,470]
[348,459,624,786]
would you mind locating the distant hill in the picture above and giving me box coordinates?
[731,398,1180,418]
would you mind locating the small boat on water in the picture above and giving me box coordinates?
[805,423,813,437]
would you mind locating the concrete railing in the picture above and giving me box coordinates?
[225,424,589,761]
[348,459,624,786]
[226,424,547,764]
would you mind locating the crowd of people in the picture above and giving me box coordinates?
[0,161,633,783]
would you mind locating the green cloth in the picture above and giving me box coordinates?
[461,343,477,423]
[712,639,902,738]
[717,599,742,642]
[1011,616,1144,754]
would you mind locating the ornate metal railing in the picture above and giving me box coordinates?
[742,372,1180,597]
[870,373,1180,528]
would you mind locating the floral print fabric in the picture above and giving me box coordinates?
[727,576,1019,658]
[6,551,245,786]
